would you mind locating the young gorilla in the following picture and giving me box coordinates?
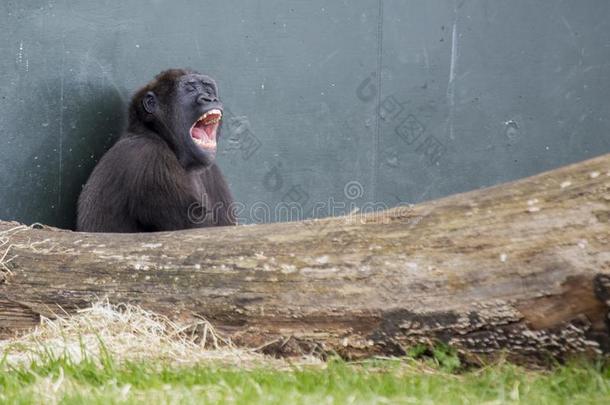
[77,69,236,232]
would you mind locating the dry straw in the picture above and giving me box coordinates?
[0,300,321,369]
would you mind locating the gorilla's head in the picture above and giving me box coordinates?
[128,68,224,169]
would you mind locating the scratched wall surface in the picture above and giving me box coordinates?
[1,1,609,229]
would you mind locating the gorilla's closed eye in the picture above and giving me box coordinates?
[186,82,198,92]
[202,84,215,95]
[185,81,216,96]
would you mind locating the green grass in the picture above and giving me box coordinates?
[1,353,609,404]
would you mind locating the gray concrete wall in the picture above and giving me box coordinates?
[1,0,609,228]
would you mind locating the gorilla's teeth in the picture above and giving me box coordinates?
[199,109,222,122]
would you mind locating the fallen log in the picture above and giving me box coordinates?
[1,153,609,364]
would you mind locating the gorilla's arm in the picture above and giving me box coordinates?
[198,164,237,226]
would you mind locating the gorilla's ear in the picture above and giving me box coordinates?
[142,91,158,114]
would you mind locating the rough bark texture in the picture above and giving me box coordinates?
[1,154,609,364]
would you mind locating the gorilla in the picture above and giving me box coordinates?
[77,69,236,232]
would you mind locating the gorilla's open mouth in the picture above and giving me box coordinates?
[190,109,222,151]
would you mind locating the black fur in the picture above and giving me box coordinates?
[77,69,235,232]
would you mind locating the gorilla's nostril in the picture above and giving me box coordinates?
[198,94,216,104]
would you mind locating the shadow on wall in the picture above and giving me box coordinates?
[0,79,126,230]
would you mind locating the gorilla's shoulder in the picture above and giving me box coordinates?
[106,135,171,160]
[96,134,176,173]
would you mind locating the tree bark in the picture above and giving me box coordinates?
[1,154,609,364]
